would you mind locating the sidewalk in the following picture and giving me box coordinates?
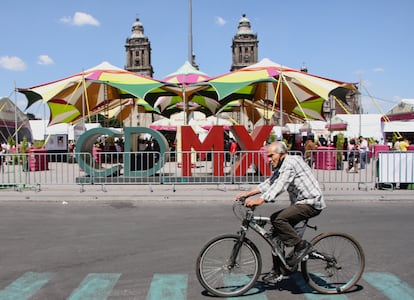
[0,182,412,203]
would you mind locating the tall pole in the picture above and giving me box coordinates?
[184,0,193,124]
[358,75,362,138]
[188,0,193,65]
[279,72,283,127]
[14,81,18,144]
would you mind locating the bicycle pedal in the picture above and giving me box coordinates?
[263,273,286,284]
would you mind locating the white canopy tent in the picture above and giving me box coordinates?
[327,114,383,141]
[29,120,101,141]
[300,120,327,136]
[382,121,414,133]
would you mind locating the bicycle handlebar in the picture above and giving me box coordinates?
[234,196,258,213]
[236,196,247,204]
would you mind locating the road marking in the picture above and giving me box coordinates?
[145,274,188,300]
[0,272,53,300]
[291,272,349,299]
[363,272,414,300]
[223,274,268,299]
[66,273,121,300]
[1,270,413,299]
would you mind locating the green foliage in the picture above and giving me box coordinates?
[335,133,344,150]
[335,133,344,166]
[20,136,29,153]
[33,140,45,149]
[7,136,15,147]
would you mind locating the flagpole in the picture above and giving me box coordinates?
[185,0,193,124]
[188,0,193,65]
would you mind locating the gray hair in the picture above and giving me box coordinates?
[269,141,288,154]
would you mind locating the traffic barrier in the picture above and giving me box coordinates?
[1,149,411,193]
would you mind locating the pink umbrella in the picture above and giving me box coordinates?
[150,61,220,123]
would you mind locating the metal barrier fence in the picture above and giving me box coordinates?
[1,149,411,193]
[0,152,91,191]
[377,151,414,190]
[306,149,375,191]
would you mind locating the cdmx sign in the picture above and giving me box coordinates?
[75,125,274,178]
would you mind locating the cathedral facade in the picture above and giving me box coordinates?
[123,14,358,127]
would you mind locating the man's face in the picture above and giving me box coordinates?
[266,146,283,168]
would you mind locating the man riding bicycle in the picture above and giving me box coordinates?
[235,141,326,283]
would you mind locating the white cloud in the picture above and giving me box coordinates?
[215,16,227,26]
[37,55,54,65]
[0,56,26,71]
[372,67,384,73]
[60,12,100,27]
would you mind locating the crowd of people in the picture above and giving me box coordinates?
[301,133,411,173]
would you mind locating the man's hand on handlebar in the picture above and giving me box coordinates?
[244,198,265,207]
[235,192,249,202]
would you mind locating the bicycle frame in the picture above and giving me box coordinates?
[232,200,316,273]
[197,199,365,296]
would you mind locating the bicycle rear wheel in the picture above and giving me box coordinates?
[196,234,262,297]
[301,232,365,294]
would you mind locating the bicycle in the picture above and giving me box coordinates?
[196,197,365,297]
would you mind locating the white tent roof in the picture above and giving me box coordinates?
[382,120,414,133]
[300,120,327,135]
[0,97,28,124]
[283,123,302,134]
[385,98,414,116]
[29,120,101,141]
[329,114,383,141]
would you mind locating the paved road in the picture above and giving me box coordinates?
[0,200,413,299]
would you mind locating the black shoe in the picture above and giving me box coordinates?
[287,240,312,266]
[262,269,285,284]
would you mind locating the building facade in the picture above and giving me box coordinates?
[124,18,155,127]
[125,17,154,77]
[123,14,358,129]
[230,14,259,71]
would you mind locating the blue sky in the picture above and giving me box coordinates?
[1,0,413,119]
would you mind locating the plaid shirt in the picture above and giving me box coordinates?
[258,155,326,210]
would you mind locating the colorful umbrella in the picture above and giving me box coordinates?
[202,58,357,123]
[155,101,217,119]
[220,99,275,125]
[153,94,220,116]
[146,61,219,123]
[47,99,81,126]
[92,98,159,122]
[45,96,158,126]
[18,61,165,124]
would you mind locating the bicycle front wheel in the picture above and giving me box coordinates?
[196,234,262,297]
[301,232,365,294]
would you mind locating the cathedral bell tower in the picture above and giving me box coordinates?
[125,17,154,77]
[230,14,258,71]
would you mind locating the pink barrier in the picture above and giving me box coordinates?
[373,145,389,158]
[29,148,49,171]
[314,146,337,170]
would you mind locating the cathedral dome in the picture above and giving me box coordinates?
[237,14,253,35]
[130,17,145,38]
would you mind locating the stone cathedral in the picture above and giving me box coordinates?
[123,14,358,127]
[123,14,259,127]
